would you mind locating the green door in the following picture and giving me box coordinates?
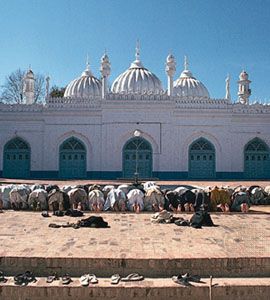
[59,137,86,179]
[123,137,152,179]
[189,138,216,179]
[244,138,270,179]
[3,137,30,179]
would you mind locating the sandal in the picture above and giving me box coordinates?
[62,274,72,285]
[0,271,7,283]
[88,274,98,284]
[121,273,144,282]
[46,272,59,283]
[80,274,89,286]
[111,274,121,285]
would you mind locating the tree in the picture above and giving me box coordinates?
[0,69,45,103]
[49,85,66,98]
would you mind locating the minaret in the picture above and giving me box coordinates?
[165,53,176,96]
[225,74,231,101]
[238,70,251,104]
[100,51,111,99]
[45,76,50,98]
[24,68,35,104]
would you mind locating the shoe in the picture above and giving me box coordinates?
[62,274,72,285]
[111,274,121,284]
[80,274,89,286]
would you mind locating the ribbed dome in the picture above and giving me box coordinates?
[111,46,163,94]
[64,63,101,98]
[173,57,210,98]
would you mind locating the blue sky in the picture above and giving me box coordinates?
[0,0,269,101]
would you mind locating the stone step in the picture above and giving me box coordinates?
[0,277,269,300]
[1,256,270,278]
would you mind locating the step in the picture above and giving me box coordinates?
[1,256,270,278]
[0,277,270,300]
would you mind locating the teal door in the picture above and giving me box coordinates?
[189,138,216,179]
[123,137,152,178]
[244,138,270,179]
[3,137,30,178]
[59,137,86,179]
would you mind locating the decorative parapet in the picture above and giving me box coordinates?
[45,96,102,109]
[232,102,270,114]
[0,102,43,112]
[105,91,171,101]
[175,97,230,109]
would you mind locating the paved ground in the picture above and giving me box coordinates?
[1,211,269,260]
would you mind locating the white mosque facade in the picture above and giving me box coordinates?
[0,47,270,180]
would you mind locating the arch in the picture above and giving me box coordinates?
[122,137,153,178]
[244,137,270,179]
[59,137,87,179]
[188,137,216,179]
[3,137,31,178]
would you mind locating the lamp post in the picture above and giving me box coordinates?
[133,130,141,185]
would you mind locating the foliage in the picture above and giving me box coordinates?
[0,69,45,103]
[49,86,66,98]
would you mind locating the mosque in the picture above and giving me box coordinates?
[0,45,270,180]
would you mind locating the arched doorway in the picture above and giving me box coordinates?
[3,137,31,178]
[59,137,86,179]
[244,138,270,179]
[189,138,216,179]
[122,137,152,179]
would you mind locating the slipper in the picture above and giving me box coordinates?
[111,274,121,285]
[46,272,59,283]
[88,274,98,284]
[121,273,144,282]
[80,274,89,286]
[62,274,72,285]
[172,275,191,286]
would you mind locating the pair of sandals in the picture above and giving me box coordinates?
[111,273,144,284]
[80,274,98,286]
[0,271,7,283]
[172,273,202,286]
[14,271,36,286]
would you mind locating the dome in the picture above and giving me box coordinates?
[111,45,163,94]
[239,70,249,81]
[173,57,210,98]
[64,62,101,98]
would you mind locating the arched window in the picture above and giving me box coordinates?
[189,138,216,179]
[59,137,86,179]
[244,138,270,179]
[3,137,30,178]
[122,137,152,178]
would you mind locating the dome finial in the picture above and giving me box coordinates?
[86,53,90,71]
[184,55,189,70]
[135,39,140,61]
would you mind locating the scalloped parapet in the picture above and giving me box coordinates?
[45,96,102,109]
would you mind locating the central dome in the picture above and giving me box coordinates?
[111,46,163,94]
[64,62,101,98]
[173,57,210,98]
